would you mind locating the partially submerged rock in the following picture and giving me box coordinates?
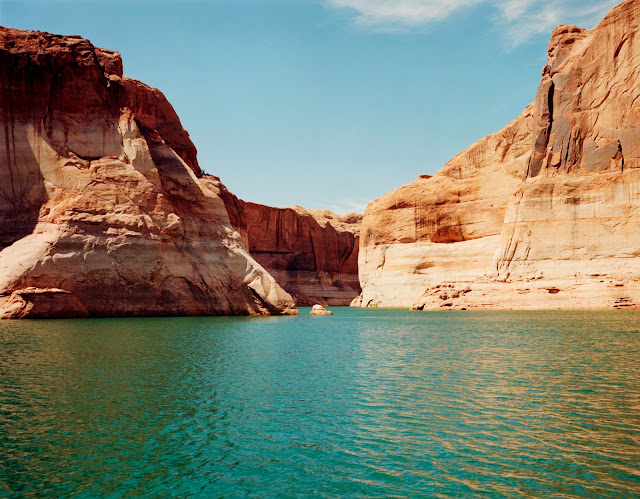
[309,304,333,316]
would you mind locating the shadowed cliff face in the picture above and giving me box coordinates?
[209,177,362,306]
[356,0,640,310]
[0,27,296,318]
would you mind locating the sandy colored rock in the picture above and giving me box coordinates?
[355,0,640,310]
[0,27,296,318]
[219,194,362,306]
[309,304,333,315]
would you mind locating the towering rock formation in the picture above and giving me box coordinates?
[495,1,640,282]
[356,0,640,310]
[356,106,534,307]
[0,27,297,318]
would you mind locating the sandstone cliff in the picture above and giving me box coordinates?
[212,185,362,306]
[495,1,640,281]
[356,0,640,310]
[0,27,296,318]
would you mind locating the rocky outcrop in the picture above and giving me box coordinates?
[219,193,362,306]
[0,27,297,318]
[356,0,640,310]
[309,304,333,316]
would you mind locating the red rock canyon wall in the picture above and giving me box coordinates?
[212,183,362,306]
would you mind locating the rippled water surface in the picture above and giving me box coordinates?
[1,309,640,497]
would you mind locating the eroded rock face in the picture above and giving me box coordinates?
[0,27,297,318]
[216,190,362,306]
[243,204,361,306]
[356,0,640,310]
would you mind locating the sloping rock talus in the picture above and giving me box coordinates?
[0,27,296,318]
[213,187,362,306]
[356,0,640,310]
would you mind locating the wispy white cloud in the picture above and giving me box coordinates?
[327,0,483,26]
[495,0,620,46]
[327,0,621,45]
[320,197,370,214]
[497,1,562,46]
[499,0,537,23]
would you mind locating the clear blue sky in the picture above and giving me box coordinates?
[1,0,619,212]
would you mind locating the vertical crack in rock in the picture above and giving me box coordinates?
[614,36,628,59]
[527,77,555,178]
[546,80,555,143]
[617,140,625,171]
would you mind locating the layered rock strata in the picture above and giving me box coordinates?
[356,0,640,310]
[494,1,640,283]
[218,193,362,306]
[0,27,296,318]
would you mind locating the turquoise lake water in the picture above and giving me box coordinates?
[1,308,639,497]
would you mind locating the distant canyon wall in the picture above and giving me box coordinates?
[241,203,361,306]
[356,0,640,310]
[0,27,297,318]
[212,181,361,306]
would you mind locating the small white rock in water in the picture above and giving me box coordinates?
[309,304,333,316]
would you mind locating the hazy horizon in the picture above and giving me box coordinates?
[1,0,620,213]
